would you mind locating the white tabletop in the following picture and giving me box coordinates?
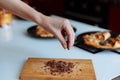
[0,16,120,80]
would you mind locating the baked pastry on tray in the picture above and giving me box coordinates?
[82,31,120,49]
[36,25,54,38]
[83,31,111,48]
[99,35,120,49]
[27,25,76,38]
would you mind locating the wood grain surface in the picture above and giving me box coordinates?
[19,58,96,80]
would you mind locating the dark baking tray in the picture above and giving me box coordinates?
[27,25,77,39]
[112,75,120,80]
[74,31,120,54]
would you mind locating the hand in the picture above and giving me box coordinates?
[0,0,75,49]
[40,16,75,50]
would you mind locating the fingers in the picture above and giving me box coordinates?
[63,19,75,50]
[44,17,75,50]
[56,20,75,50]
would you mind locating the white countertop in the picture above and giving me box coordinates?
[0,16,120,80]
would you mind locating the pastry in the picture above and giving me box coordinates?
[36,25,54,38]
[83,31,111,48]
[99,35,120,49]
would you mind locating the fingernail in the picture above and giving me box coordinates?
[67,45,70,50]
[64,45,67,49]
[68,47,70,50]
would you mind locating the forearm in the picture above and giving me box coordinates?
[0,0,45,25]
[0,0,75,49]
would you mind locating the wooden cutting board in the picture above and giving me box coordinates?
[19,58,96,80]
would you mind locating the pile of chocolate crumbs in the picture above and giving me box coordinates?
[44,60,75,75]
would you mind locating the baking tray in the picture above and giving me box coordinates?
[74,31,120,54]
[27,25,76,39]
[112,75,120,80]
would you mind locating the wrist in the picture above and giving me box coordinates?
[34,12,47,26]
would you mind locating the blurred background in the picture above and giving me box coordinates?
[22,0,120,33]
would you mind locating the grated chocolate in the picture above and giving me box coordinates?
[44,60,75,75]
